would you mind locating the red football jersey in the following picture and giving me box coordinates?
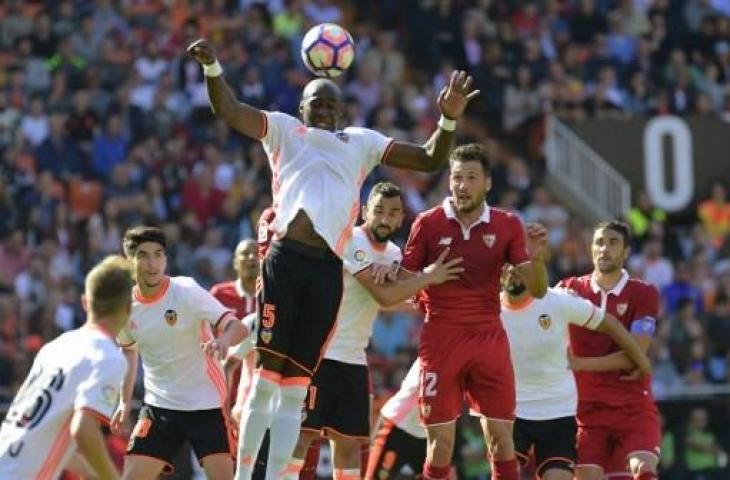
[257,207,276,259]
[210,281,256,320]
[559,270,659,407]
[402,199,530,327]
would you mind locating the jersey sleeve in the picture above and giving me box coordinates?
[260,111,302,159]
[630,283,660,336]
[342,234,375,275]
[556,289,605,330]
[401,214,429,273]
[187,280,236,329]
[229,313,257,360]
[116,327,135,348]
[359,127,395,171]
[74,354,128,423]
[507,214,531,265]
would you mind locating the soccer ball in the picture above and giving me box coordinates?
[300,23,355,78]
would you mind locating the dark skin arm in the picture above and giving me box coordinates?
[187,39,479,173]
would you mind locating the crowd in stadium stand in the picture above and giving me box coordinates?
[1,0,730,477]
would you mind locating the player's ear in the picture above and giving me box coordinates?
[485,175,492,193]
[360,204,368,222]
[80,294,88,313]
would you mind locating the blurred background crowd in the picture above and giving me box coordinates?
[1,0,730,478]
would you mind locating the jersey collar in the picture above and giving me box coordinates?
[133,276,171,304]
[590,269,629,296]
[442,197,490,224]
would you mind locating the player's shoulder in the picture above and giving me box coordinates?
[210,280,235,295]
[625,277,660,296]
[170,276,202,289]
[415,205,448,225]
[264,110,302,129]
[488,207,522,226]
[556,274,592,292]
[385,240,403,262]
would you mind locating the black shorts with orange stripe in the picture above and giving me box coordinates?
[514,416,577,477]
[366,419,427,480]
[126,405,230,473]
[301,359,370,439]
[256,239,343,376]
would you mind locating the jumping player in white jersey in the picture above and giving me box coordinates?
[366,358,428,480]
[111,226,247,480]
[283,181,463,480]
[494,264,652,480]
[186,38,479,480]
[0,255,134,480]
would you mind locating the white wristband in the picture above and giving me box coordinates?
[438,115,456,132]
[203,60,223,77]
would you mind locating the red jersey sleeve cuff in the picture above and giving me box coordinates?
[214,311,237,330]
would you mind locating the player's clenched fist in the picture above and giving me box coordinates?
[186,38,217,65]
[201,338,230,360]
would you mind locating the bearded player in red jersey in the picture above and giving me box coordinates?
[559,221,660,480]
[401,143,548,480]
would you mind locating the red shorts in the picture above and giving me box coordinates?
[418,325,515,425]
[576,401,661,472]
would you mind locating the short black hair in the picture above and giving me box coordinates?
[123,226,167,257]
[367,181,402,204]
[449,143,491,175]
[594,220,631,247]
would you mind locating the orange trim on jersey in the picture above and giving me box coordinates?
[78,406,111,426]
[334,468,361,480]
[380,138,396,165]
[334,167,367,256]
[200,323,236,456]
[37,414,72,480]
[280,376,311,387]
[536,456,574,475]
[500,294,533,311]
[133,276,171,305]
[254,367,283,385]
[255,346,314,376]
[365,419,394,480]
[213,311,236,331]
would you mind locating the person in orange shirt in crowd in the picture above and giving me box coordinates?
[697,181,730,249]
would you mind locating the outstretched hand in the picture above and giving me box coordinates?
[437,70,480,120]
[186,38,217,65]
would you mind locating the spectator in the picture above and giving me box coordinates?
[92,114,128,179]
[698,181,730,249]
[684,407,727,479]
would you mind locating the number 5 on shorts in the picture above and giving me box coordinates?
[262,304,276,329]
[423,371,438,397]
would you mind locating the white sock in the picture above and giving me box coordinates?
[280,458,305,480]
[234,373,280,480]
[265,383,309,479]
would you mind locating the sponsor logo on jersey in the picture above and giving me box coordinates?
[260,328,273,344]
[616,303,628,315]
[483,234,496,248]
[354,249,367,263]
[538,314,551,330]
[164,309,177,326]
[438,237,452,246]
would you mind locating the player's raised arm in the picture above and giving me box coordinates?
[384,71,480,172]
[515,223,549,298]
[186,39,265,139]
[70,410,121,480]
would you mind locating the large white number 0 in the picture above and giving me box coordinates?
[424,372,438,397]
[643,116,694,212]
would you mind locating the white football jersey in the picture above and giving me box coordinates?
[380,359,426,439]
[117,276,235,410]
[0,326,127,479]
[501,288,604,420]
[261,112,393,257]
[325,226,402,365]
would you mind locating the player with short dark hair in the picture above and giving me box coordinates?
[558,221,661,480]
[186,38,479,480]
[112,226,247,480]
[401,143,549,480]
[499,263,651,480]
